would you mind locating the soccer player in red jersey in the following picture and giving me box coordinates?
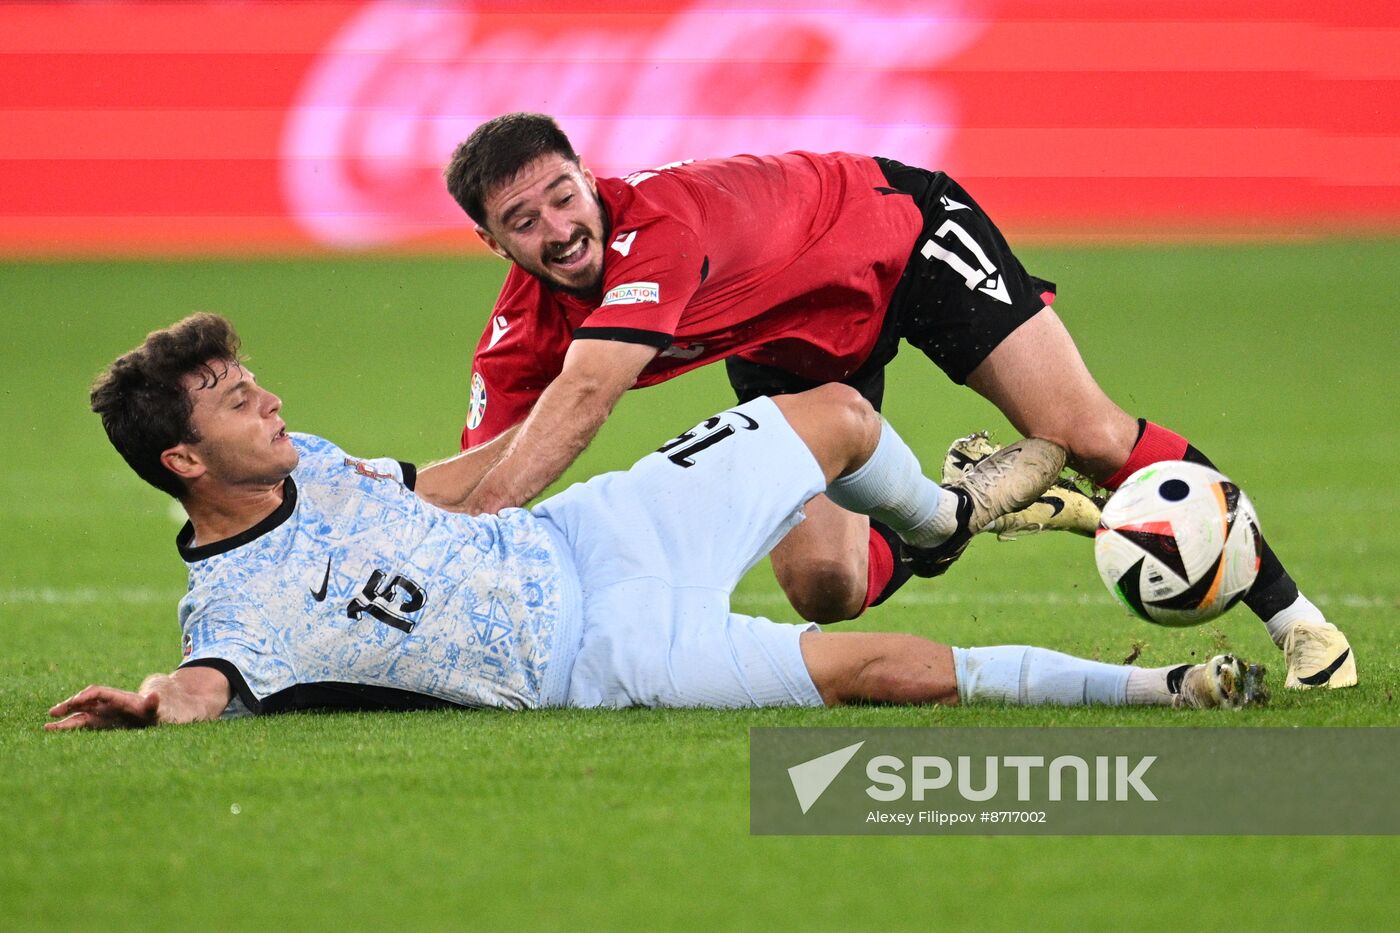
[440,113,1353,690]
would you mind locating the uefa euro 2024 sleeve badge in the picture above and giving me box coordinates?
[467,372,487,431]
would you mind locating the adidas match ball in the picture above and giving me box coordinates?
[1094,461,1263,627]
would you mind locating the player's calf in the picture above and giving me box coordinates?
[800,631,959,706]
[800,633,1268,709]
[775,551,869,624]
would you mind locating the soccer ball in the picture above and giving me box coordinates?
[1094,461,1263,627]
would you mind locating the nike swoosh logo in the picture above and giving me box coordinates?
[310,556,331,602]
[726,410,761,431]
[947,451,982,472]
[1035,495,1066,517]
[1298,648,1350,686]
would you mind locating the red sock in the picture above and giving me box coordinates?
[861,523,917,612]
[1103,420,1188,490]
[862,530,896,613]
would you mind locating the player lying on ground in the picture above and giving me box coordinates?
[438,113,1353,690]
[47,314,1266,731]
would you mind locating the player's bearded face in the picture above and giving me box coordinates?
[479,156,607,295]
[179,361,299,489]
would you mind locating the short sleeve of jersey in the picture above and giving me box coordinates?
[462,269,572,450]
[178,607,294,715]
[574,215,704,347]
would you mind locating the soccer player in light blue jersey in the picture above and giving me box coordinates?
[48,314,1264,730]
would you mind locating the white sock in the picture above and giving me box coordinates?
[951,646,1131,706]
[1125,665,1191,706]
[1263,593,1332,648]
[912,493,962,548]
[825,421,956,546]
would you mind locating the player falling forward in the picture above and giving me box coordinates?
[48,314,1264,730]
[439,113,1353,690]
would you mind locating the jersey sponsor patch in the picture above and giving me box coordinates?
[600,281,660,307]
[467,371,488,430]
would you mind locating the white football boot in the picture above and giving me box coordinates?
[1174,654,1269,709]
[901,435,1066,578]
[1283,621,1358,689]
[943,431,1104,538]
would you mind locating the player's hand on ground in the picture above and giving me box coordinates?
[46,685,160,731]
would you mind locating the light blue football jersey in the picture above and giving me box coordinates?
[176,434,582,714]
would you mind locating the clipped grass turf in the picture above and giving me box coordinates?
[2,242,1398,928]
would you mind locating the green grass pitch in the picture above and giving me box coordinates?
[2,242,1397,928]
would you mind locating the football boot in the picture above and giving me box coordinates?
[1284,621,1357,689]
[1174,654,1269,709]
[943,431,1105,538]
[901,436,1066,577]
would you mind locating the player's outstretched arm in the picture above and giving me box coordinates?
[45,665,231,731]
[415,423,521,512]
[463,339,657,514]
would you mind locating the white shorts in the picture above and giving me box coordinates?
[533,397,827,709]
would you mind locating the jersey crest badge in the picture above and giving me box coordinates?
[467,372,488,430]
[182,632,193,658]
[344,457,395,481]
[600,281,660,306]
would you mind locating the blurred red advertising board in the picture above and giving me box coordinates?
[2,0,1397,255]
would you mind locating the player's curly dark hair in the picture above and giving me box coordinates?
[90,312,242,499]
[443,112,579,225]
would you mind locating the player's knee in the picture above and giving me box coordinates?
[773,382,881,477]
[777,557,866,624]
[810,382,881,453]
[833,382,879,427]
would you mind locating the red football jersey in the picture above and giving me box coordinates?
[462,151,923,448]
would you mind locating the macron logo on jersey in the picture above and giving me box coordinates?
[486,314,510,349]
[611,231,637,257]
[600,281,660,307]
